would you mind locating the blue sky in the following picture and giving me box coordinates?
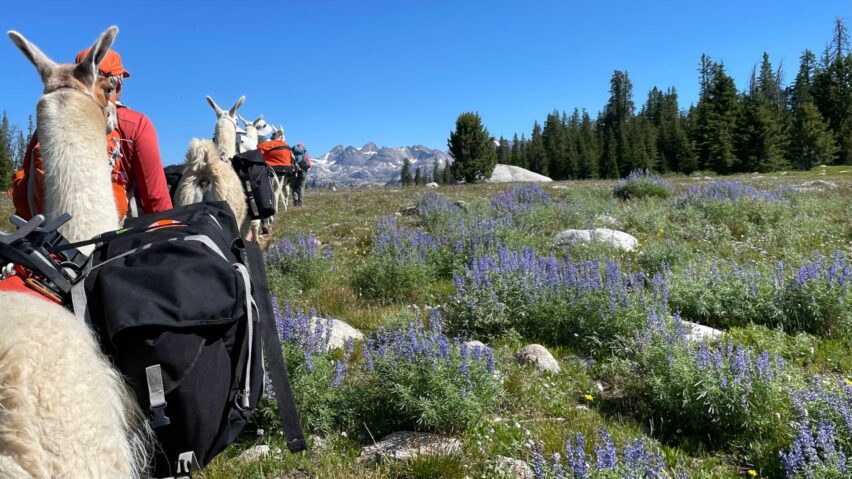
[1,1,849,164]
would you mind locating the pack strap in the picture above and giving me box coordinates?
[243,240,306,453]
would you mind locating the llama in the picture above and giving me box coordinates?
[174,96,251,238]
[174,137,248,237]
[2,26,151,478]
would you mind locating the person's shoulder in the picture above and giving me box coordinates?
[117,105,152,124]
[117,105,156,133]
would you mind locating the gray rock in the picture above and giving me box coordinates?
[488,164,553,183]
[400,206,418,216]
[236,444,270,463]
[493,456,534,479]
[517,344,560,374]
[453,200,469,212]
[801,180,838,190]
[426,182,439,188]
[555,228,638,252]
[358,432,462,464]
[681,320,724,342]
[463,340,488,352]
[309,317,364,351]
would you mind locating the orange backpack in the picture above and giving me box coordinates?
[258,139,294,168]
[11,129,130,221]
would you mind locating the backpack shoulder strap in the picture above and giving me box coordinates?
[243,241,307,453]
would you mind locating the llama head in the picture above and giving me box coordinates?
[8,26,119,134]
[206,95,244,159]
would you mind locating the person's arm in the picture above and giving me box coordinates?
[130,114,173,213]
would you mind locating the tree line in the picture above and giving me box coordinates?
[0,112,33,190]
[490,18,851,180]
[400,157,455,186]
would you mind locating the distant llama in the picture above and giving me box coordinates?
[174,96,251,238]
[239,115,288,237]
[1,26,151,478]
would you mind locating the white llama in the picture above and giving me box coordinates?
[1,26,151,478]
[174,96,251,238]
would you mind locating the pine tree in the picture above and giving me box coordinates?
[414,167,423,186]
[400,158,413,186]
[432,161,441,184]
[442,162,453,184]
[735,53,788,172]
[0,112,16,190]
[542,111,565,179]
[578,110,598,178]
[693,60,739,173]
[790,50,817,109]
[527,122,545,175]
[496,137,510,166]
[788,102,838,169]
[812,18,852,163]
[601,70,636,176]
[518,133,528,169]
[600,129,620,178]
[510,133,521,166]
[448,112,498,183]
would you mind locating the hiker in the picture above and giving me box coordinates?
[291,143,311,206]
[12,47,172,220]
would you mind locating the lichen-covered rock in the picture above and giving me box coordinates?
[517,344,560,374]
[357,432,462,464]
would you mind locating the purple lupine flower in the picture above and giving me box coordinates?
[330,360,346,388]
[594,428,617,470]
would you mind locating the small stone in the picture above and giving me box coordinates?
[426,182,439,188]
[681,320,724,342]
[236,444,270,463]
[400,206,418,216]
[453,200,469,212]
[517,344,560,374]
[555,228,638,252]
[309,317,364,351]
[357,432,462,464]
[463,340,487,351]
[493,456,534,479]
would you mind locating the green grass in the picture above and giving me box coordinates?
[5,169,850,478]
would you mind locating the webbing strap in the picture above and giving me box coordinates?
[243,241,306,452]
[146,364,171,429]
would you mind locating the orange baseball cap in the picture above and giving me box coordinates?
[75,48,131,78]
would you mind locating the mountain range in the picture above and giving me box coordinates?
[309,143,452,186]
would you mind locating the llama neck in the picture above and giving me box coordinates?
[37,91,119,245]
[214,118,236,160]
[246,126,257,143]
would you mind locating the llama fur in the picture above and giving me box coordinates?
[2,26,152,478]
[175,138,249,236]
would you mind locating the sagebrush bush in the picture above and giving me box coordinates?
[613,170,673,200]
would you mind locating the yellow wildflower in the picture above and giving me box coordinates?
[845,378,852,386]
[583,394,593,401]
[747,470,758,477]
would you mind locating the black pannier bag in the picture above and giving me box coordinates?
[163,164,186,203]
[230,150,277,220]
[73,202,305,477]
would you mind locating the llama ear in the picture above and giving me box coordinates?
[237,114,247,124]
[75,26,119,80]
[228,96,245,118]
[8,30,57,83]
[253,115,263,125]
[206,96,224,116]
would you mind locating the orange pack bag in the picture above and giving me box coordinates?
[258,139,294,168]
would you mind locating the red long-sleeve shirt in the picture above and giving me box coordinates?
[18,105,172,218]
[115,105,173,214]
